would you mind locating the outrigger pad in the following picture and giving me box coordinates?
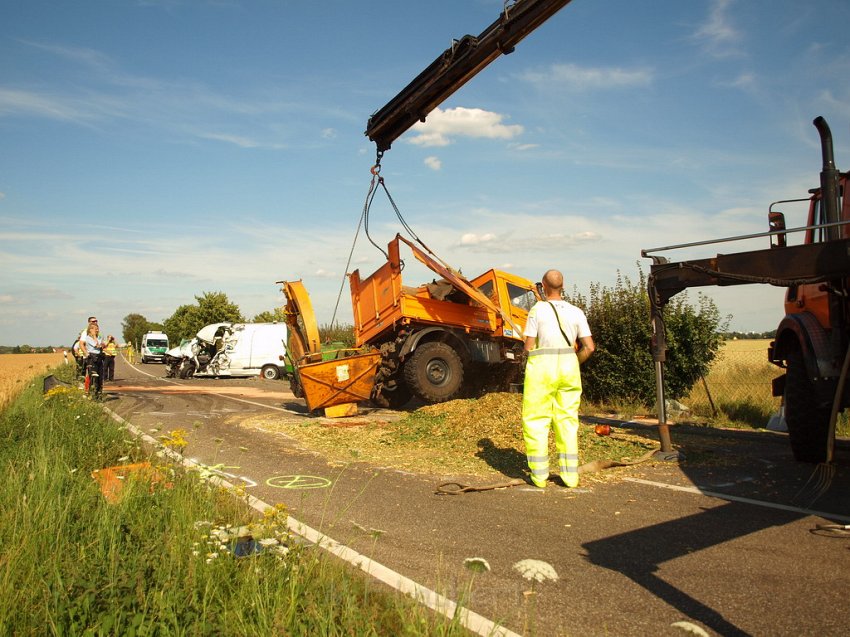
[43,374,72,394]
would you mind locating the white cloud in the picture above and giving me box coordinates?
[424,156,442,171]
[519,63,653,91]
[197,131,264,148]
[460,232,497,246]
[408,107,523,147]
[321,127,337,139]
[692,0,742,58]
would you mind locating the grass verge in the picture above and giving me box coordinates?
[0,367,469,636]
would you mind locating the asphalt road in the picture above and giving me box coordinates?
[102,356,850,637]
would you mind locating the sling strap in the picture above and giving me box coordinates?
[547,301,572,347]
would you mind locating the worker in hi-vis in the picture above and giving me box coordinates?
[521,270,595,488]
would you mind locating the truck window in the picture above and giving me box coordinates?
[477,280,496,302]
[146,339,168,348]
[507,283,536,312]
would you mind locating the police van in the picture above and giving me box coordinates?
[141,331,170,363]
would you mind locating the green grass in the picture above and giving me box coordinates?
[0,368,470,636]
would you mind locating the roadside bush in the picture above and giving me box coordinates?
[570,267,727,407]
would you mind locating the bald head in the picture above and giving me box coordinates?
[542,269,564,293]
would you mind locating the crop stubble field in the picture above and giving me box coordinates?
[0,352,66,408]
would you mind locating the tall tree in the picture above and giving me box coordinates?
[253,308,287,323]
[122,313,150,349]
[162,292,243,343]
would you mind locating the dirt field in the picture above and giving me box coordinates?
[0,352,66,407]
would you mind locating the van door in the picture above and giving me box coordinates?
[227,329,252,370]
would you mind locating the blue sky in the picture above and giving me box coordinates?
[1,0,849,346]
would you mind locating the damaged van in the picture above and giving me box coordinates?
[164,322,287,380]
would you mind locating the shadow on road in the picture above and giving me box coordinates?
[582,500,803,636]
[475,438,527,479]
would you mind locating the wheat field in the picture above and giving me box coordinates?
[0,352,66,408]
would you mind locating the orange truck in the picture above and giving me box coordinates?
[281,235,538,410]
[645,116,850,463]
[349,234,537,407]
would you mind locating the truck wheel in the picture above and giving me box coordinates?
[405,342,464,403]
[377,378,412,409]
[261,365,281,380]
[784,344,830,463]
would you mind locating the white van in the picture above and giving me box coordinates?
[140,331,170,363]
[164,322,287,379]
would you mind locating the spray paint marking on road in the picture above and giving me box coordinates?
[267,475,332,490]
[188,460,258,488]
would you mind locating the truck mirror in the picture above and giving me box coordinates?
[769,211,787,248]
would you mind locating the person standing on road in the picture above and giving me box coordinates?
[79,322,104,398]
[521,270,595,488]
[102,335,118,381]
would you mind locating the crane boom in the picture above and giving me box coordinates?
[365,0,574,152]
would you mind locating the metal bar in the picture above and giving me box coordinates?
[365,0,574,151]
[641,219,850,258]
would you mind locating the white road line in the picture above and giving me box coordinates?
[103,403,519,637]
[623,477,850,523]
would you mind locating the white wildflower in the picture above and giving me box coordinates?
[464,557,491,573]
[513,559,559,583]
[258,538,280,547]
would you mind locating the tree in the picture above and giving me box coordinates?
[253,308,287,323]
[122,314,151,349]
[570,267,727,407]
[162,292,243,344]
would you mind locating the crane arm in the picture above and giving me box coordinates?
[365,0,574,152]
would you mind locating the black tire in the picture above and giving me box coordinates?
[404,341,464,403]
[784,343,830,463]
[376,377,412,409]
[261,365,281,380]
[178,360,194,379]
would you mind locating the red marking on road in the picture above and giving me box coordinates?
[111,385,294,399]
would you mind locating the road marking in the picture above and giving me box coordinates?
[103,405,518,637]
[120,358,304,415]
[267,475,332,490]
[623,477,850,523]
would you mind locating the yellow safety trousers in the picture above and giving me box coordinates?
[522,348,582,488]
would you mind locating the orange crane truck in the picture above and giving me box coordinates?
[644,116,850,463]
[280,235,537,409]
[349,234,537,407]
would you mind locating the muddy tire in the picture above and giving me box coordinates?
[784,344,830,463]
[404,341,464,403]
[376,377,412,409]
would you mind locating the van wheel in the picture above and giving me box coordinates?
[261,365,281,380]
[785,343,830,463]
[405,342,464,403]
